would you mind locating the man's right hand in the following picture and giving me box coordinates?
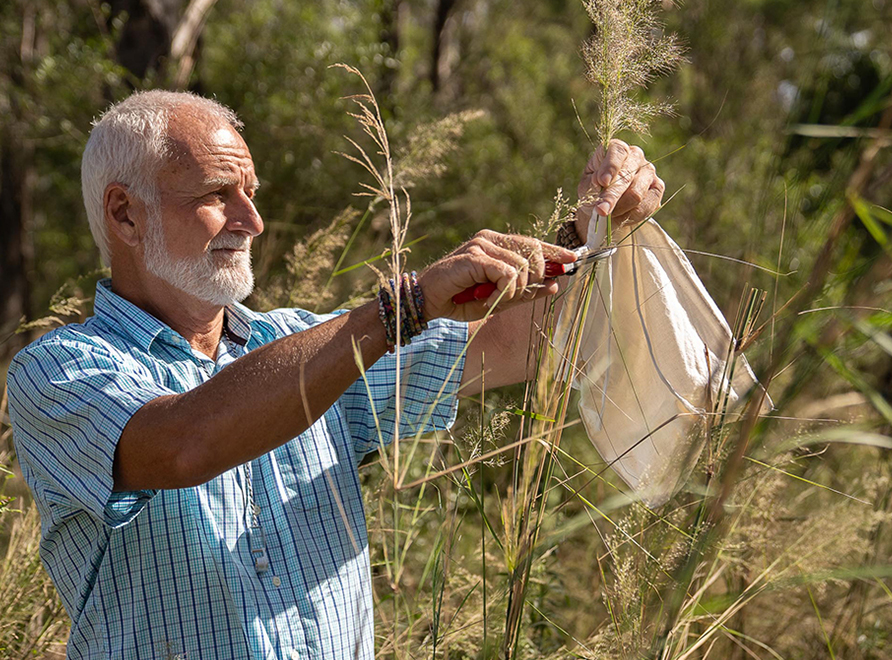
[418,229,576,323]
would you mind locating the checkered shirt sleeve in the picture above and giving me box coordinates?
[7,334,168,527]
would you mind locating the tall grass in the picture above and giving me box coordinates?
[327,15,892,660]
[1,126,890,660]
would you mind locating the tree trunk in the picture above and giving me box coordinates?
[0,1,35,358]
[429,0,458,93]
[0,127,34,357]
[108,0,215,91]
[376,0,401,117]
[108,0,183,81]
[169,0,218,90]
[0,0,217,358]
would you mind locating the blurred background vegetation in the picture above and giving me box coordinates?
[1,0,891,658]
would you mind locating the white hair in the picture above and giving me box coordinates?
[81,90,242,267]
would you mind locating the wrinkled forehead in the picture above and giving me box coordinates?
[165,108,246,156]
[159,109,256,180]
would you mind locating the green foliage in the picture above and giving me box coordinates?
[0,0,128,306]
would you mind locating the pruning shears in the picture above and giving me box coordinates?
[451,245,617,305]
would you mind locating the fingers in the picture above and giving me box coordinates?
[613,176,665,227]
[461,231,570,308]
[422,229,575,322]
[472,232,544,303]
[525,241,546,293]
[577,139,629,202]
[578,140,663,225]
[612,161,655,218]
[595,144,647,216]
[474,252,522,303]
[597,140,630,188]
[539,240,576,264]
[478,232,531,294]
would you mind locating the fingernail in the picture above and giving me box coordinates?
[599,173,611,186]
[597,202,610,216]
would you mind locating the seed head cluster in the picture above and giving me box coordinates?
[581,0,687,146]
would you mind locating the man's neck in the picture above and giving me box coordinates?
[110,275,226,359]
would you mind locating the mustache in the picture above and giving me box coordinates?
[209,234,252,251]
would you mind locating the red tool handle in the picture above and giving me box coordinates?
[451,261,568,305]
[452,282,497,305]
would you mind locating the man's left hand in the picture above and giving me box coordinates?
[576,140,665,242]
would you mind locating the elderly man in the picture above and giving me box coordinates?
[7,90,662,659]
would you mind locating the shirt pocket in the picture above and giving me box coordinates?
[273,415,342,511]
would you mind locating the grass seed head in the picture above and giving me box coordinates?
[581,0,687,146]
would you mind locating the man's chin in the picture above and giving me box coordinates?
[207,269,254,306]
[165,273,254,307]
[144,254,254,306]
[187,287,252,307]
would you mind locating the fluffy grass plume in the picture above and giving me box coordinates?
[581,0,686,146]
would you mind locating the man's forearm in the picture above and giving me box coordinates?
[114,302,388,491]
[462,293,556,394]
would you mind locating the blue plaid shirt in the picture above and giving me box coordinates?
[7,280,467,659]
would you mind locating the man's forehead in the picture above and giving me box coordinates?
[166,117,245,156]
[207,125,242,148]
[202,172,261,190]
[162,113,255,178]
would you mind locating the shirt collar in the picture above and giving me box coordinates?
[225,300,278,346]
[93,279,277,353]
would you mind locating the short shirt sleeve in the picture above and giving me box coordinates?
[340,318,468,457]
[7,335,172,528]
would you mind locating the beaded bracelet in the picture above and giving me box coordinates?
[386,277,415,342]
[387,278,408,338]
[378,283,397,347]
[555,213,584,250]
[408,272,428,333]
[410,272,426,325]
[378,271,428,352]
[401,273,427,338]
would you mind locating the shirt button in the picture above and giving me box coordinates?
[272,576,281,587]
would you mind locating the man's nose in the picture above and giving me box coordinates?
[226,191,264,237]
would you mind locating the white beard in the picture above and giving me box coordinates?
[143,208,255,306]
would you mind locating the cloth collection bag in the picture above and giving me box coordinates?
[556,217,770,506]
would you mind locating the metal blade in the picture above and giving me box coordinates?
[565,246,617,275]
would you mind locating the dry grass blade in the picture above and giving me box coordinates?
[332,63,412,485]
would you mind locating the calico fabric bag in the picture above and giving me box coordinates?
[556,217,770,506]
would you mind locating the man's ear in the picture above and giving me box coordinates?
[104,183,144,247]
